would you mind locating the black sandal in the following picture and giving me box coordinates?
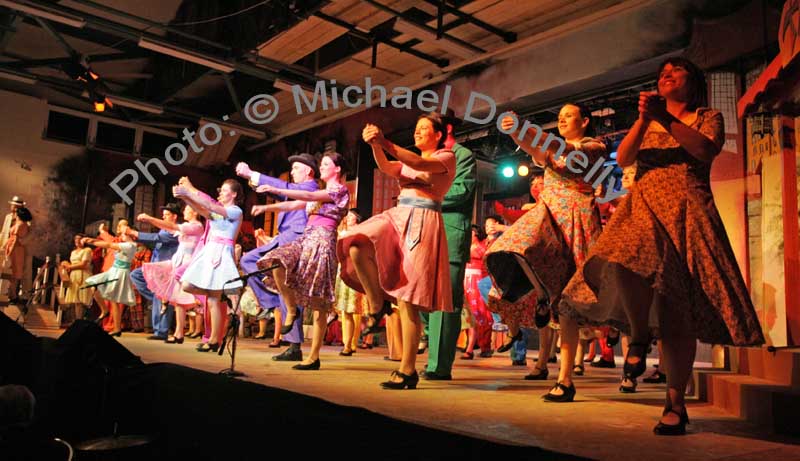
[653,406,689,435]
[361,301,393,337]
[497,330,522,353]
[524,367,549,380]
[623,341,649,380]
[533,297,551,329]
[380,370,419,390]
[542,381,575,402]
[619,376,637,393]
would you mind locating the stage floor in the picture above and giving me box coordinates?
[33,329,800,461]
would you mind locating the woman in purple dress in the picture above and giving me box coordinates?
[253,153,350,370]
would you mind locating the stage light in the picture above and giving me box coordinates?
[502,166,514,178]
[93,101,105,112]
[517,165,529,177]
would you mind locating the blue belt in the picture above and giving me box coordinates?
[113,260,131,270]
[398,197,442,251]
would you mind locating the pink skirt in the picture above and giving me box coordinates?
[337,202,451,312]
[142,260,197,307]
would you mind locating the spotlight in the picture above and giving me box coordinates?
[502,166,514,178]
[93,100,105,112]
[517,165,530,177]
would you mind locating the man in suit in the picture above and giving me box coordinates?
[420,112,477,380]
[128,203,180,340]
[236,154,319,361]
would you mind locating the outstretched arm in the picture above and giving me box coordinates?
[251,201,305,216]
[173,178,230,218]
[255,185,334,203]
[134,213,180,233]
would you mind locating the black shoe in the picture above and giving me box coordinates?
[381,370,419,389]
[147,334,167,341]
[95,312,108,324]
[188,332,203,339]
[619,376,637,393]
[624,342,649,380]
[384,356,401,362]
[196,342,219,352]
[109,330,122,337]
[547,356,557,363]
[339,349,354,356]
[497,330,522,353]
[590,357,616,368]
[573,364,584,376]
[524,367,549,380]
[479,350,494,358]
[165,336,184,344]
[511,359,527,366]
[643,367,667,384]
[279,309,298,335]
[293,359,320,370]
[420,370,452,381]
[653,406,689,436]
[460,352,474,360]
[543,382,576,402]
[272,347,302,361]
[362,301,393,337]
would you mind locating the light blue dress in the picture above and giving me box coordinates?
[84,241,137,306]
[180,205,243,292]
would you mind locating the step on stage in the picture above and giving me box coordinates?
[29,328,800,461]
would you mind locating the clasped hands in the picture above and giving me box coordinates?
[172,176,194,198]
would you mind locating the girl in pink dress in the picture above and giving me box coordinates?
[337,112,456,390]
[139,205,205,343]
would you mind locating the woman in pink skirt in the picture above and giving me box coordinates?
[138,204,205,344]
[337,112,456,390]
[253,153,350,370]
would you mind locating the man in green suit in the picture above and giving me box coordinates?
[420,112,476,380]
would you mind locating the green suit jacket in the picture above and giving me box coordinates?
[442,143,477,266]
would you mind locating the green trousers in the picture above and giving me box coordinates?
[421,260,466,374]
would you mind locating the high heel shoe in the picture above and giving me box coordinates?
[188,332,203,339]
[280,309,298,335]
[380,370,419,390]
[542,382,576,402]
[653,406,689,435]
[417,335,428,355]
[362,301,393,337]
[619,376,637,393]
[109,330,122,337]
[253,333,268,340]
[166,336,184,344]
[497,330,522,353]
[524,367,549,380]
[460,351,474,360]
[293,359,320,370]
[95,312,108,324]
[623,341,649,381]
[196,342,219,352]
[573,364,585,376]
[339,349,354,356]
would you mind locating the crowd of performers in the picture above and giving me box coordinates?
[52,57,763,436]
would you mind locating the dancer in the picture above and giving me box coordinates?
[338,112,456,389]
[0,196,25,302]
[486,103,606,400]
[174,178,244,352]
[60,234,93,321]
[253,153,350,370]
[419,111,476,381]
[236,155,319,362]
[3,205,32,304]
[137,204,205,344]
[335,209,369,356]
[560,58,764,434]
[128,204,180,340]
[81,225,138,336]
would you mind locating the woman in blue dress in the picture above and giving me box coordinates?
[174,178,244,352]
[81,224,138,337]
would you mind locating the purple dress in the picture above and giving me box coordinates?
[257,183,350,311]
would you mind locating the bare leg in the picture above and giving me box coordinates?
[110,302,122,333]
[207,295,225,344]
[271,308,282,344]
[465,328,476,354]
[531,326,554,373]
[341,312,355,353]
[659,317,696,425]
[348,242,383,313]
[389,300,420,380]
[93,290,108,317]
[575,339,587,367]
[548,314,579,395]
[272,264,299,330]
[386,311,402,360]
[301,310,328,365]
[173,305,186,339]
[352,314,362,350]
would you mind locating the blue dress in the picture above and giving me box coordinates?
[84,241,137,306]
[180,205,243,292]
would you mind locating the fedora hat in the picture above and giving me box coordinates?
[159,202,182,215]
[8,196,25,206]
[287,153,320,179]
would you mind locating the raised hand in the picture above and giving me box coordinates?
[235,162,252,178]
[638,91,667,122]
[173,185,189,198]
[500,113,518,133]
[362,124,383,145]
[251,205,267,216]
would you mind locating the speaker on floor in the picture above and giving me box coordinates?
[53,320,142,371]
[0,311,41,387]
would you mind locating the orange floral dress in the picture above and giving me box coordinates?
[560,109,764,346]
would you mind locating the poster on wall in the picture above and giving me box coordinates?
[746,114,781,175]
